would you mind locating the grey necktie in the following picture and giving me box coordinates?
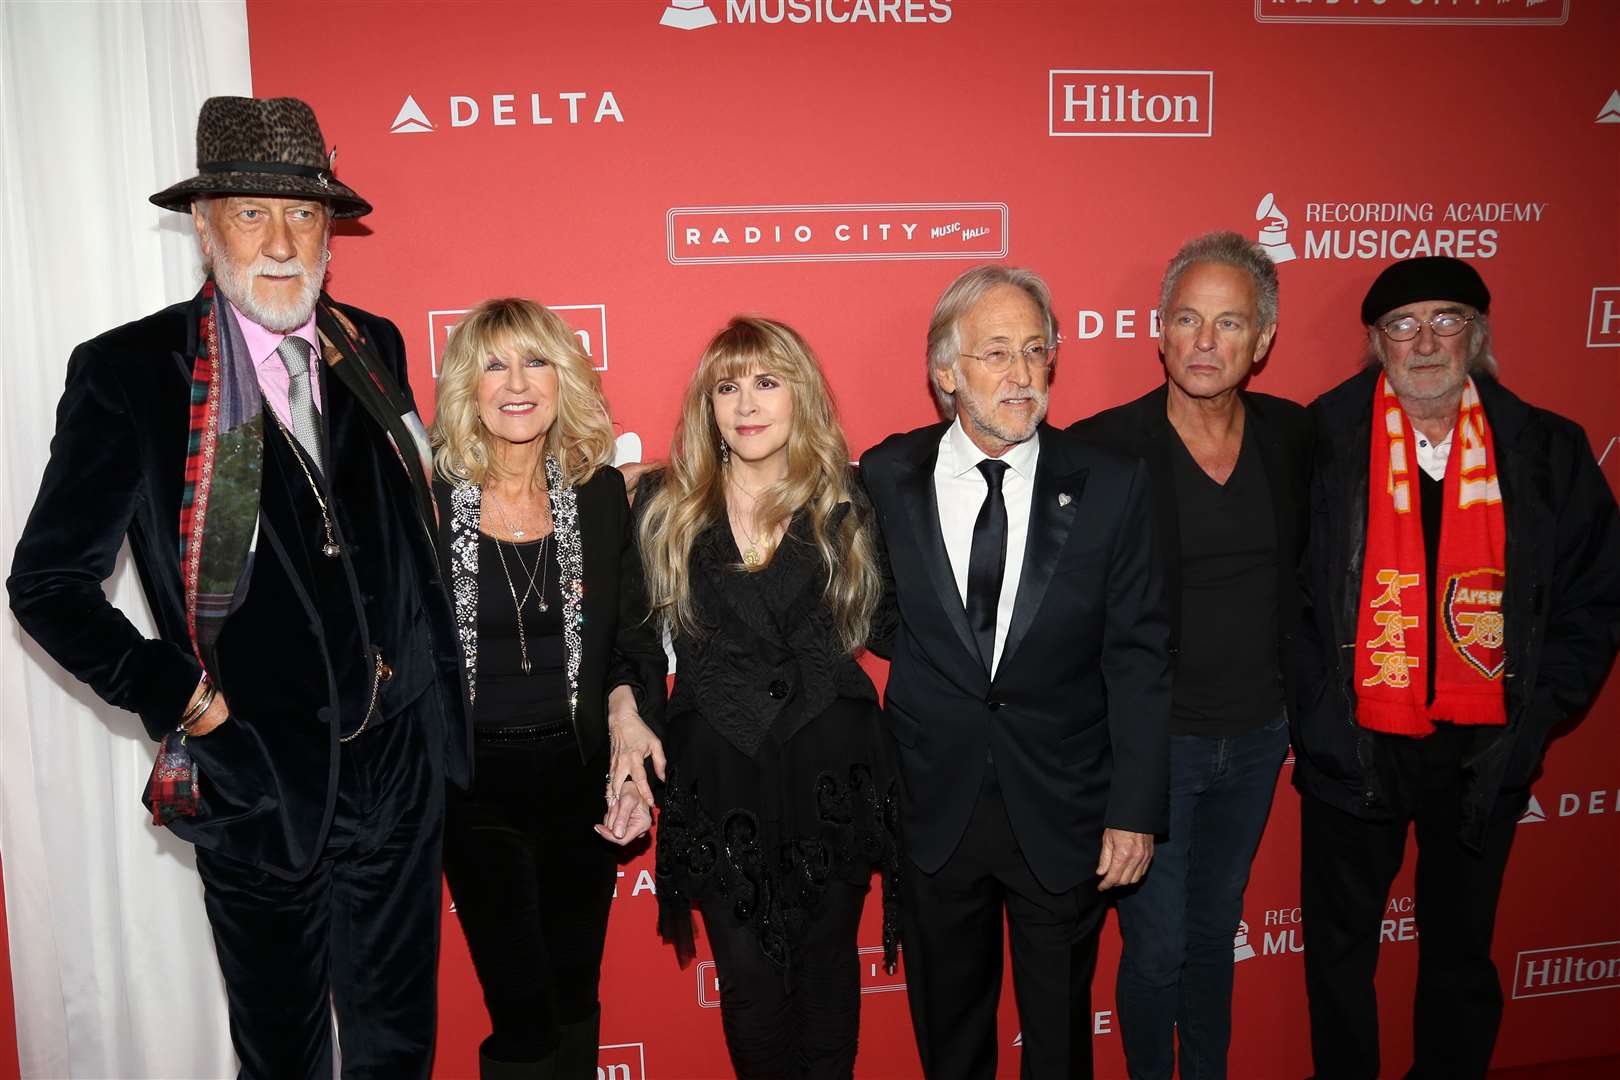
[276,336,324,472]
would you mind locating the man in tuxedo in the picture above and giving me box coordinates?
[860,265,1171,1078]
[9,97,467,1077]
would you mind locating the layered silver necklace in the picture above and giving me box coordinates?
[485,488,550,675]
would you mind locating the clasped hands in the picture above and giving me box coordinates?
[595,685,667,847]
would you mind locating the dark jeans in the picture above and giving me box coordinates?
[1300,725,1519,1080]
[900,771,1105,1080]
[700,880,868,1080]
[443,728,615,1066]
[1114,713,1288,1080]
[195,709,444,1080]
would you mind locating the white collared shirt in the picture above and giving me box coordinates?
[934,418,1041,676]
[1415,427,1455,482]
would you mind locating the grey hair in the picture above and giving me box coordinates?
[1363,309,1498,377]
[1157,231,1279,331]
[925,265,1059,419]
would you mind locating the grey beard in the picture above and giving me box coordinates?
[956,380,1047,447]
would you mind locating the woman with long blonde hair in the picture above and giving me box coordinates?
[431,297,667,1079]
[640,316,898,1079]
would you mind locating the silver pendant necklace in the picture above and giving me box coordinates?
[269,412,340,558]
[485,487,539,540]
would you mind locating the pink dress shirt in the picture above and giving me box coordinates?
[226,300,323,429]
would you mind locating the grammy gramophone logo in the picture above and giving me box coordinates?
[1233,919,1257,963]
[661,0,718,30]
[1255,192,1296,265]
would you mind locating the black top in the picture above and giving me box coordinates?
[1068,387,1312,739]
[475,533,568,730]
[1169,422,1284,735]
[1420,466,1443,707]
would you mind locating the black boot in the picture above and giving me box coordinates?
[478,1035,557,1080]
[553,1007,601,1080]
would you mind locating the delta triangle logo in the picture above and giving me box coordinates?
[1519,794,1546,824]
[1597,91,1620,124]
[390,95,434,134]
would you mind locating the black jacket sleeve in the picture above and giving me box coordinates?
[1101,456,1172,834]
[606,468,669,736]
[9,343,201,741]
[1525,430,1620,738]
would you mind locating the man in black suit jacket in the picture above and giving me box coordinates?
[860,265,1171,1078]
[1070,232,1310,1080]
[8,98,467,1077]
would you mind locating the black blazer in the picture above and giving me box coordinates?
[433,467,667,761]
[859,422,1171,894]
[1069,384,1312,722]
[9,288,468,879]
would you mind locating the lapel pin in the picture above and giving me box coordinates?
[1058,492,1072,507]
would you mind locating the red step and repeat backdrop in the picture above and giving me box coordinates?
[244,2,1619,1076]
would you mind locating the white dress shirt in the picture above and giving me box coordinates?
[934,418,1041,677]
[1415,427,1455,482]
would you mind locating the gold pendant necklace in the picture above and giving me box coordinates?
[728,469,768,568]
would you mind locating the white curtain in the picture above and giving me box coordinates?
[0,3,250,1076]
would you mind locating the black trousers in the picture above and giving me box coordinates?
[700,880,868,1079]
[442,728,615,1064]
[899,771,1106,1080]
[1300,727,1519,1080]
[194,709,445,1080]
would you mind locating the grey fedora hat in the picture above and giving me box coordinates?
[150,96,371,218]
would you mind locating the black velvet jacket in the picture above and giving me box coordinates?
[1294,367,1620,847]
[432,467,667,761]
[860,422,1171,894]
[9,288,469,879]
[1069,384,1313,723]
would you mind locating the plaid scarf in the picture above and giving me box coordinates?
[153,282,435,824]
[1354,374,1507,737]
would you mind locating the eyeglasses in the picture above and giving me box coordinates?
[1378,312,1476,342]
[959,340,1057,373]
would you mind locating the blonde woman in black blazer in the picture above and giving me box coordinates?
[430,298,666,1080]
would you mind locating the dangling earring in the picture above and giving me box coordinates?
[719,439,731,464]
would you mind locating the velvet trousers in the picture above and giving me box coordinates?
[194,708,445,1079]
[443,727,616,1067]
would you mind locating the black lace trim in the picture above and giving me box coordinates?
[656,763,901,974]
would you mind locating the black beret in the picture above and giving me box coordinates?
[1360,256,1491,326]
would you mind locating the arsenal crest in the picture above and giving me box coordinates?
[1443,567,1506,679]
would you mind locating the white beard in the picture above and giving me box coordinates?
[207,231,328,332]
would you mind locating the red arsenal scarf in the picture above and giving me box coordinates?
[1355,374,1507,736]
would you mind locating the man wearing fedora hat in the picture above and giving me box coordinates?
[1292,255,1620,1079]
[9,96,469,1076]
